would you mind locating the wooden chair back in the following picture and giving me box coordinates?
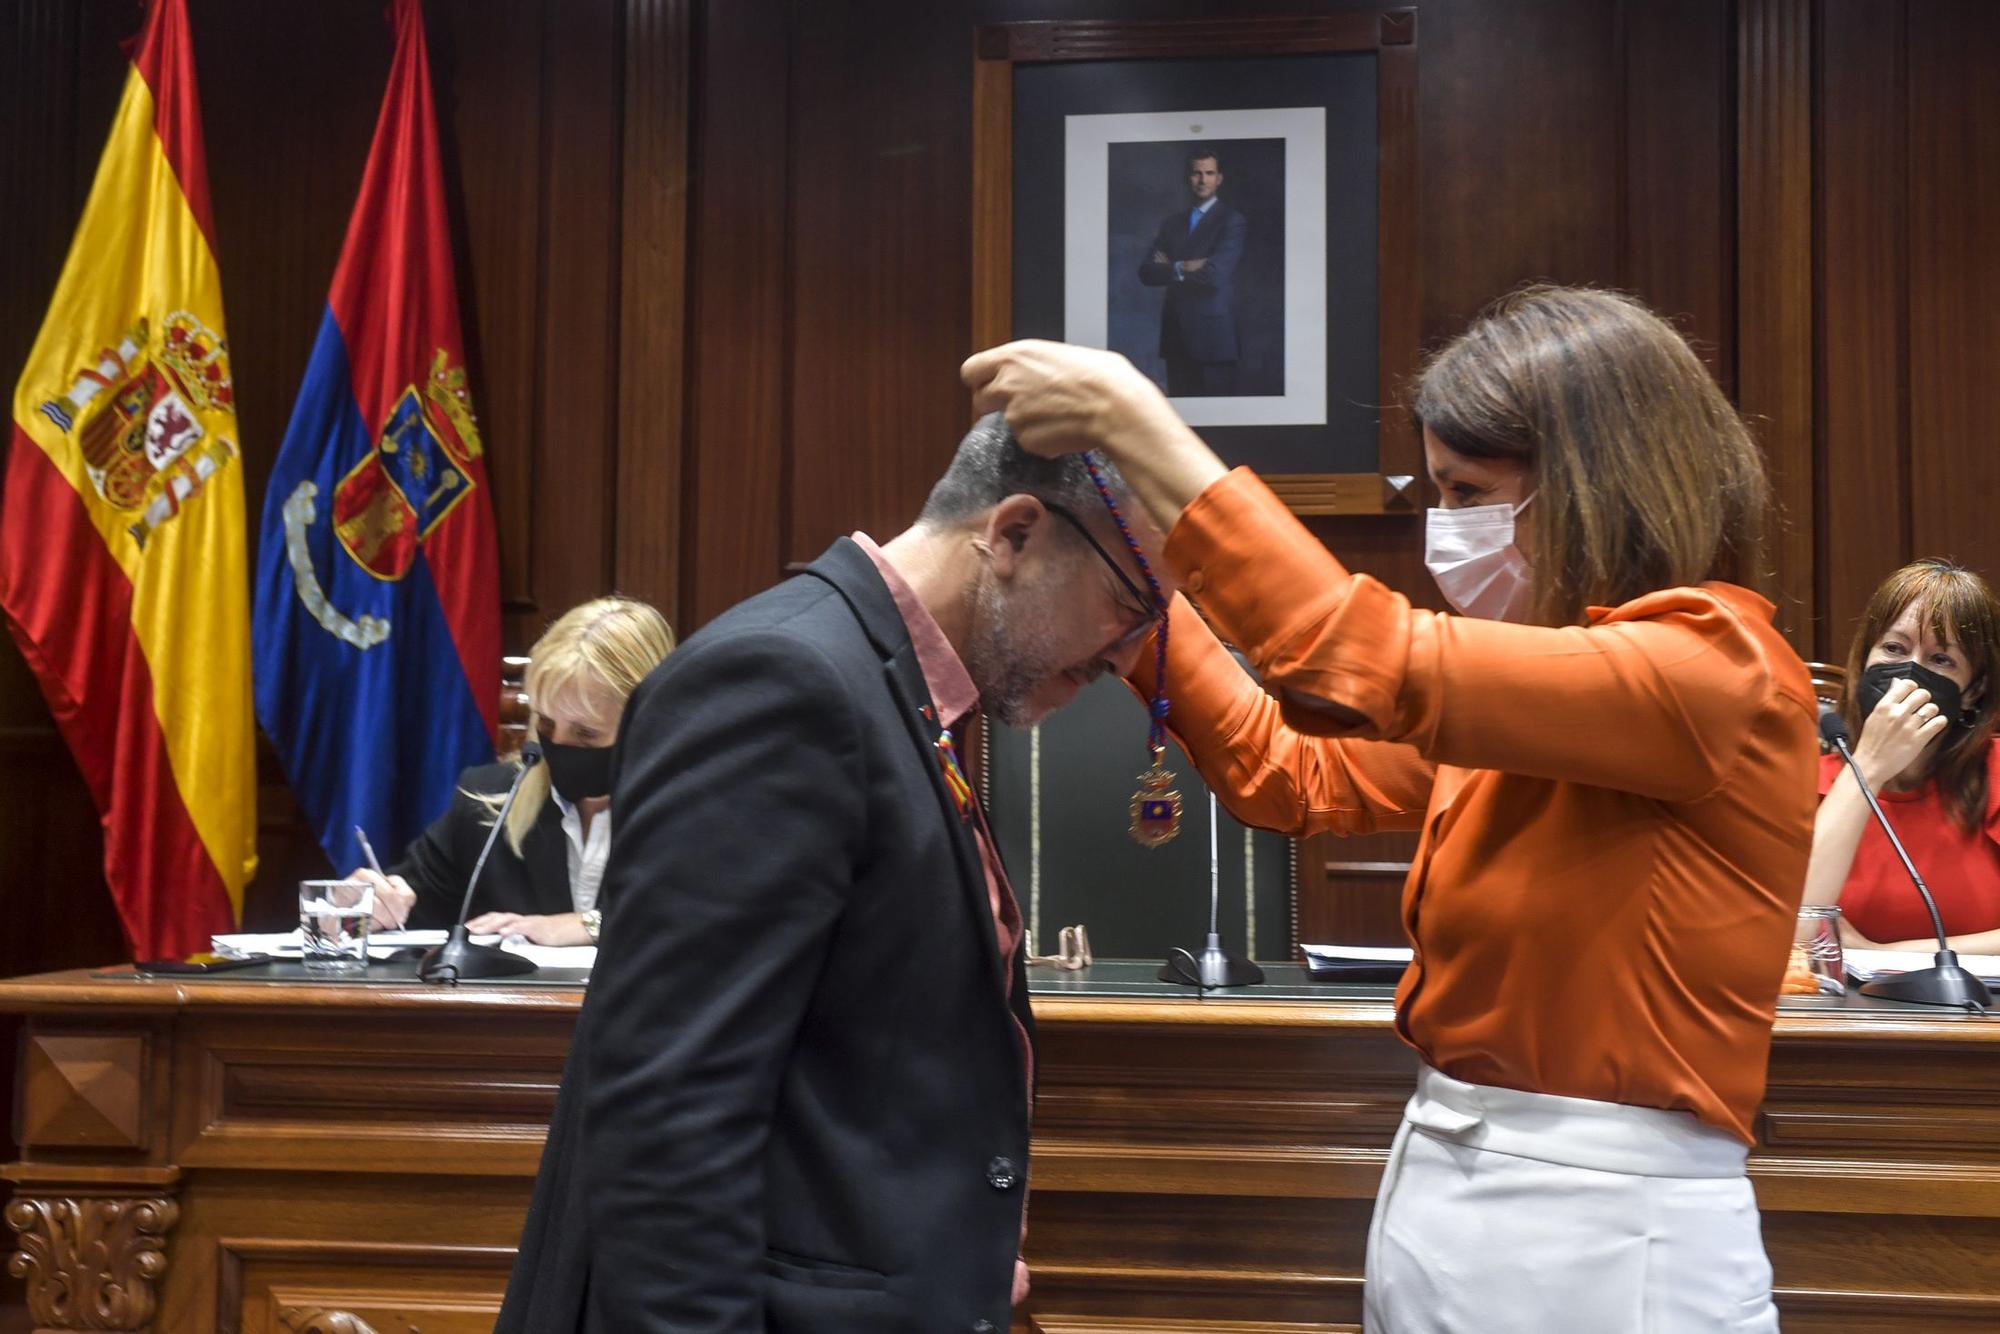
[499,654,532,758]
[1806,661,1846,711]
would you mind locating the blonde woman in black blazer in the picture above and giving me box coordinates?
[352,595,674,943]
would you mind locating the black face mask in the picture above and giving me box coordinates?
[1856,660,1967,727]
[539,738,613,802]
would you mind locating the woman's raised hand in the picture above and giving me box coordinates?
[1852,676,1950,790]
[961,339,1226,529]
[961,340,1170,459]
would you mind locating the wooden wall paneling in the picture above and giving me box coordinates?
[1293,832,1412,948]
[521,0,623,639]
[1373,11,1423,485]
[0,0,85,398]
[201,0,387,537]
[1737,0,1816,654]
[614,0,695,626]
[1905,1,2000,586]
[1622,0,1736,391]
[426,0,561,651]
[1415,0,1623,341]
[1817,0,1910,659]
[787,0,977,557]
[681,0,789,631]
[969,23,1012,353]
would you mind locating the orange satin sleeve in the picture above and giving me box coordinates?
[1165,468,1786,803]
[1129,593,1433,836]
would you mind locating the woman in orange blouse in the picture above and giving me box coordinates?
[964,287,1816,1333]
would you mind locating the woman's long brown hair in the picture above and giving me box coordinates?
[1839,560,2000,832]
[1412,285,1768,626]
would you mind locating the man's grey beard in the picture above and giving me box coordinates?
[963,568,1079,728]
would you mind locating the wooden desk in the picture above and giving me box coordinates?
[3,964,1998,1332]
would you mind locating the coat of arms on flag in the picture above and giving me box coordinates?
[37,311,239,546]
[254,0,502,873]
[331,348,482,579]
[0,0,254,960]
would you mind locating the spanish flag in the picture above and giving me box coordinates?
[0,0,252,959]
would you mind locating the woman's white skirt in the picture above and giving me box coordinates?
[1363,1064,1779,1332]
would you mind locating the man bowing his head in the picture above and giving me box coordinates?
[498,413,1171,1333]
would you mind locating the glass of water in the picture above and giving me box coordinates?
[300,879,374,974]
[1793,904,1846,997]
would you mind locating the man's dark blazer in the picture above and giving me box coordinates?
[1137,198,1247,364]
[394,763,574,928]
[495,538,1036,1334]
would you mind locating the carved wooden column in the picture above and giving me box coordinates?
[6,1025,178,1331]
[5,1189,179,1331]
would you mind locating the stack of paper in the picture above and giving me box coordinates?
[211,929,595,970]
[1844,948,2000,985]
[501,942,598,968]
[1300,943,1413,982]
[213,928,444,962]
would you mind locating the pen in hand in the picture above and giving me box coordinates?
[353,825,406,929]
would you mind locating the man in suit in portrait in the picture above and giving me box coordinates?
[496,414,1172,1333]
[1138,150,1248,397]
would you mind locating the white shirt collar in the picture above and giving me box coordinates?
[550,791,613,914]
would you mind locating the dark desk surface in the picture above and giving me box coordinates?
[0,959,1986,1041]
[1032,958,2000,1017]
[101,957,595,988]
[1032,959,1389,1001]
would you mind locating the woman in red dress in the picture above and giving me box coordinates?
[1805,559,2000,952]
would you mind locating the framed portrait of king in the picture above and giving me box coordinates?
[972,9,1423,514]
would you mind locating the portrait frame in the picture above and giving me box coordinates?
[972,10,1423,515]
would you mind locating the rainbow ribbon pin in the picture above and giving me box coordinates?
[935,728,974,820]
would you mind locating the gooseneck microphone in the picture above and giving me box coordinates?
[419,746,544,984]
[1160,647,1264,990]
[1818,709,1989,1010]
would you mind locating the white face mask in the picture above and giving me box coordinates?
[1424,493,1536,622]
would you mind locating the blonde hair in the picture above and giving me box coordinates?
[1412,285,1769,626]
[483,596,676,855]
[1839,560,2000,832]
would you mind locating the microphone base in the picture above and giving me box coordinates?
[418,927,538,984]
[1160,934,1266,989]
[1858,951,1991,1011]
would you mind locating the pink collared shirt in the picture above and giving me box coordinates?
[851,533,1024,981]
[852,532,1033,1306]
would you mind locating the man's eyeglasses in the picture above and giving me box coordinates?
[1045,502,1163,643]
